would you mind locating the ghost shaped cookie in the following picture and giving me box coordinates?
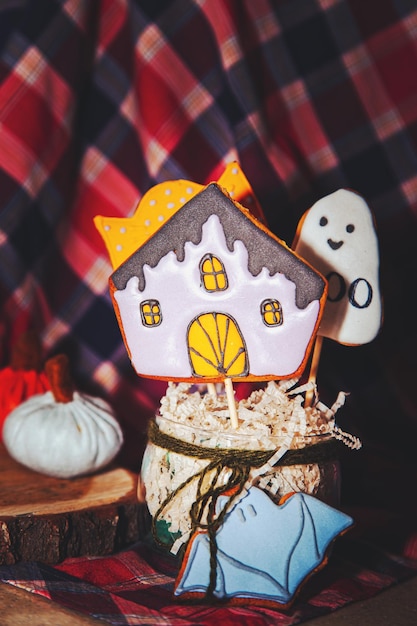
[294,189,382,345]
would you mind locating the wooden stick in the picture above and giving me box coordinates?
[224,378,239,428]
[304,335,324,408]
[207,383,217,397]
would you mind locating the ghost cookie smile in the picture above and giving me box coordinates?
[327,238,344,250]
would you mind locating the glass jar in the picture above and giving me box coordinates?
[141,412,341,549]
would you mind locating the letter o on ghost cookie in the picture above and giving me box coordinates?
[348,278,373,309]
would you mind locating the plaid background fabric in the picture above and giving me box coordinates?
[2,0,417,469]
[1,0,417,621]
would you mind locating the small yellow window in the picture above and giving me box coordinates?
[261,299,283,326]
[140,299,162,327]
[200,254,228,292]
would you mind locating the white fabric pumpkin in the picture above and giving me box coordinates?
[3,390,124,478]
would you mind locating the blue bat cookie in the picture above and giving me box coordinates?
[175,486,353,605]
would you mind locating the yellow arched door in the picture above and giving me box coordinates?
[187,312,248,378]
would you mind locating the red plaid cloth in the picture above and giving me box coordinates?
[1,0,417,622]
[0,534,416,625]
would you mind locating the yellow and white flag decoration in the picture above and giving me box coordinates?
[293,188,382,346]
[94,162,264,270]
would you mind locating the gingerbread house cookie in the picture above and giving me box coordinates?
[110,183,327,383]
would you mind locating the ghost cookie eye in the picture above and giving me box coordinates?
[319,216,328,226]
[346,224,355,233]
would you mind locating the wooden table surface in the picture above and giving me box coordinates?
[0,581,102,625]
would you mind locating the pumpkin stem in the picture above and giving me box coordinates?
[44,354,75,403]
[11,331,43,371]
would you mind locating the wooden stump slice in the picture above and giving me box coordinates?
[0,443,150,565]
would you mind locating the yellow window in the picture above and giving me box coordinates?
[261,299,283,326]
[200,254,228,292]
[140,299,162,326]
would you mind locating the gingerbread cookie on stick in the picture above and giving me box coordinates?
[294,189,382,404]
[109,183,327,387]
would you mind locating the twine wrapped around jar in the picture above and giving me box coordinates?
[141,381,361,558]
[144,418,344,552]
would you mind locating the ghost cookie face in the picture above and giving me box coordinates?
[294,189,382,345]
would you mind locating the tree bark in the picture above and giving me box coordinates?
[0,444,150,565]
